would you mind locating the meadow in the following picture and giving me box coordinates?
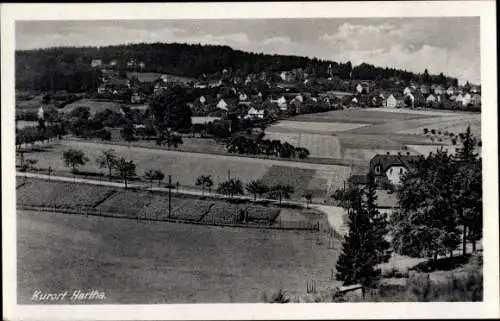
[17,209,340,303]
[60,99,148,116]
[265,108,481,162]
[21,140,352,201]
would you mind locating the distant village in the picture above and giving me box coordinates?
[90,58,482,123]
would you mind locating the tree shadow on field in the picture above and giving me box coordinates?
[410,254,472,273]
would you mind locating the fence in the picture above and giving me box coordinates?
[17,203,319,232]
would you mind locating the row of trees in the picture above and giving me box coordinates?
[63,148,137,188]
[16,122,67,148]
[60,148,306,205]
[226,135,310,159]
[214,178,297,204]
[392,126,482,258]
[335,126,482,288]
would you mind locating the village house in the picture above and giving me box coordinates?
[208,79,222,88]
[370,153,421,186]
[471,93,481,106]
[216,99,228,111]
[403,86,414,96]
[109,60,118,67]
[446,86,457,96]
[419,84,430,95]
[91,59,103,68]
[280,71,295,82]
[462,93,472,106]
[239,92,248,102]
[426,93,437,104]
[454,93,464,105]
[138,62,146,70]
[385,94,398,108]
[126,59,136,69]
[130,92,143,104]
[434,85,445,95]
[356,82,370,94]
[245,107,265,119]
[470,85,481,94]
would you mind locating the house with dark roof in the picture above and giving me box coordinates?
[370,153,422,186]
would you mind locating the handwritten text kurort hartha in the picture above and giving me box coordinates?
[31,289,106,302]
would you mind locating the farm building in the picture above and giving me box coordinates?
[370,153,421,186]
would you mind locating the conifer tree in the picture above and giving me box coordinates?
[336,186,380,287]
[364,170,392,265]
[451,126,482,255]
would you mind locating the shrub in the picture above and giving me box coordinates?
[430,129,436,135]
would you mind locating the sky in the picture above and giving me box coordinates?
[16,18,480,84]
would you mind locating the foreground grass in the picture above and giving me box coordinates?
[17,210,340,304]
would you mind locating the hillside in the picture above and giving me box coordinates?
[16,42,458,92]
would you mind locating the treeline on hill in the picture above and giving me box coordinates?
[16,42,457,92]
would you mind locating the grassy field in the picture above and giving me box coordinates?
[127,72,194,84]
[268,121,368,133]
[21,140,351,200]
[263,132,342,159]
[265,108,481,163]
[17,209,340,303]
[60,99,148,116]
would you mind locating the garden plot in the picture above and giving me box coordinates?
[263,132,342,158]
[141,195,215,221]
[17,179,115,208]
[97,190,155,215]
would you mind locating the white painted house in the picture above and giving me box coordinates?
[426,94,437,103]
[216,99,228,111]
[246,107,265,119]
[199,96,206,104]
[370,154,421,186]
[386,94,397,108]
[462,93,472,106]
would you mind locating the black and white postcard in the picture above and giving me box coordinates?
[2,1,498,320]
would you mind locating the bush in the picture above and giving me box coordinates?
[95,128,112,141]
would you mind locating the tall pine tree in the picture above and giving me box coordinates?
[336,199,380,287]
[364,170,392,265]
[451,126,482,255]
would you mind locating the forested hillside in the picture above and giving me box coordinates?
[16,42,458,92]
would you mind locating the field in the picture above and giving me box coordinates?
[17,209,340,303]
[265,108,481,162]
[60,99,148,116]
[22,140,351,201]
[127,72,195,84]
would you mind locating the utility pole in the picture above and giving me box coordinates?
[228,169,231,181]
[168,174,172,219]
